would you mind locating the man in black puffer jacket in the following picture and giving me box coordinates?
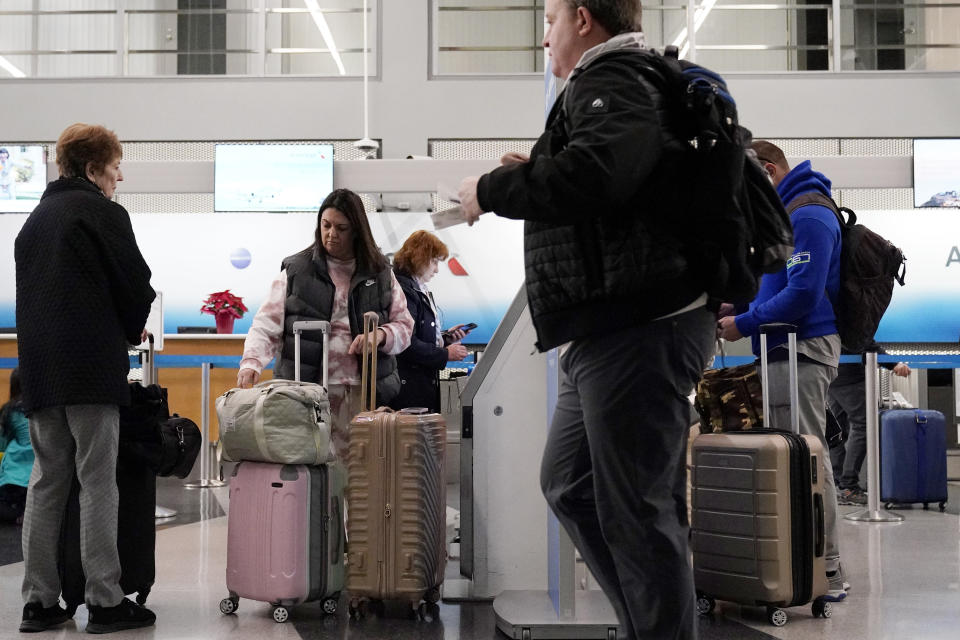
[458,2,715,638]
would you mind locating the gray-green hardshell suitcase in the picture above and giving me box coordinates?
[691,324,831,627]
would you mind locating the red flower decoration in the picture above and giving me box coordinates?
[200,289,248,319]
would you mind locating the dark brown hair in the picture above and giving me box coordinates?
[55,123,122,179]
[313,189,388,274]
[751,140,790,172]
[393,230,449,277]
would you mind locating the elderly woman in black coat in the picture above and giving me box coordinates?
[388,231,471,413]
[14,123,157,633]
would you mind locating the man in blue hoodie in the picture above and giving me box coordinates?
[718,140,847,600]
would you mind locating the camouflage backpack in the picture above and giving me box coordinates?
[694,362,764,434]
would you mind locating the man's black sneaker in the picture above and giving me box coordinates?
[19,602,71,632]
[86,598,156,634]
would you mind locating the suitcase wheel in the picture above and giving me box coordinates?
[695,594,715,615]
[321,597,338,615]
[767,607,788,627]
[272,606,290,623]
[136,589,149,606]
[812,598,832,619]
[348,598,367,619]
[425,586,441,604]
[940,502,947,512]
[219,598,238,615]
[923,503,929,510]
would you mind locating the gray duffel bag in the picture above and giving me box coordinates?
[218,320,333,464]
[216,379,332,465]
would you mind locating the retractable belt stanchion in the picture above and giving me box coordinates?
[184,361,227,489]
[844,350,902,523]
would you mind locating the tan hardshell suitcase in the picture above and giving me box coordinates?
[691,324,831,627]
[346,313,447,615]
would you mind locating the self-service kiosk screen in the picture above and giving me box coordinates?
[913,139,960,208]
[214,143,334,212]
[0,145,46,213]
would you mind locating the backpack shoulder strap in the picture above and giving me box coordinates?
[785,192,845,227]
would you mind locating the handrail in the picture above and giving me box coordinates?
[710,354,960,369]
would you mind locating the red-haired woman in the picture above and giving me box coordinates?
[388,230,471,413]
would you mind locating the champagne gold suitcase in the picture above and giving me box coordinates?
[345,313,447,616]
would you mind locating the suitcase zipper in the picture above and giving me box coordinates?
[783,432,814,607]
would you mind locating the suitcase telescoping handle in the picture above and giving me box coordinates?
[359,311,380,412]
[292,320,330,387]
[758,322,799,435]
[142,332,157,387]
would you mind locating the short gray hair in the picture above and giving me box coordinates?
[565,0,642,35]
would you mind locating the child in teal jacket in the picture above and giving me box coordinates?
[0,369,33,524]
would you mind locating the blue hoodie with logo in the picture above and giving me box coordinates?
[734,160,842,356]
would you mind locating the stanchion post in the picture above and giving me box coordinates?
[185,361,226,489]
[845,350,902,523]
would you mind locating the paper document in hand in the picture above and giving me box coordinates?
[431,206,469,230]
[437,182,462,205]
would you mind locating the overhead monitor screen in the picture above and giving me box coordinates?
[0,145,47,213]
[913,138,960,208]
[214,143,334,212]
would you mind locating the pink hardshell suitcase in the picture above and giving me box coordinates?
[219,321,345,624]
[221,461,345,623]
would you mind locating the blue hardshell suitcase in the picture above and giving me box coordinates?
[880,409,948,511]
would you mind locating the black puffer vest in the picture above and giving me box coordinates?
[274,248,400,405]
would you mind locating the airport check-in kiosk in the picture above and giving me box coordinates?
[449,286,617,639]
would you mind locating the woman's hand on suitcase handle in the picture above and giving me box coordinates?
[348,328,385,355]
[238,368,260,389]
[717,316,743,342]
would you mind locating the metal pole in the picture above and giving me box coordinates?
[845,351,902,523]
[185,362,226,489]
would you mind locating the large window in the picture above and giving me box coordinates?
[431,0,960,74]
[0,0,379,78]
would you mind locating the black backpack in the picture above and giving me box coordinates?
[633,46,794,306]
[786,193,906,352]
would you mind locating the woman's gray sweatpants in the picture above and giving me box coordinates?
[21,404,125,608]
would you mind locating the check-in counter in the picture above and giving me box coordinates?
[0,333,271,443]
[158,334,271,441]
[0,335,16,405]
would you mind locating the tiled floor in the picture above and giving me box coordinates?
[0,480,958,639]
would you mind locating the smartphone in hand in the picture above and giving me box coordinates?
[443,322,477,339]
